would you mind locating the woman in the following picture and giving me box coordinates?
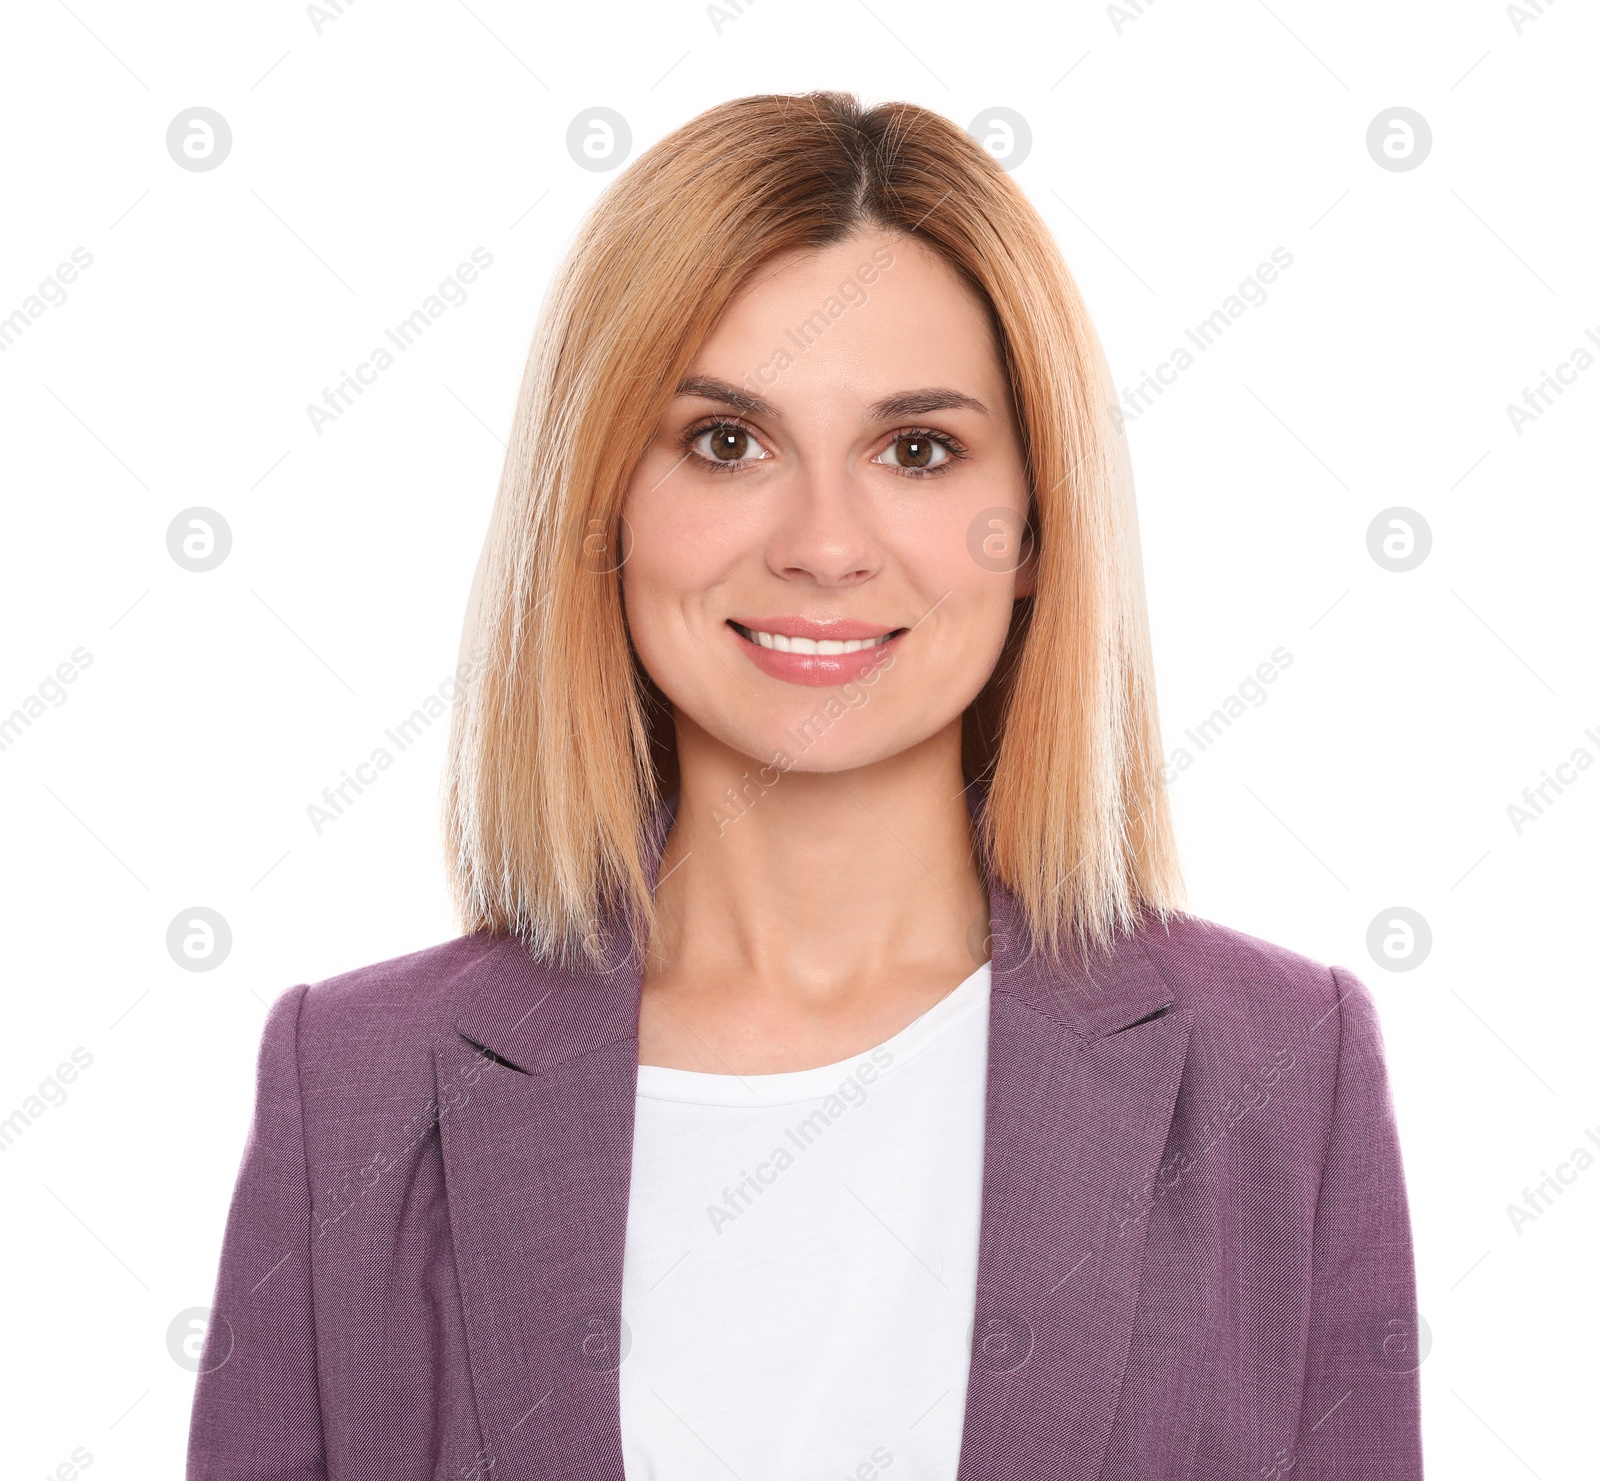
[187,92,1424,1480]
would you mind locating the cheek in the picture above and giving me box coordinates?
[930,520,1026,667]
[619,503,733,677]
[623,475,767,601]
[953,573,1025,668]
[895,504,1020,623]
[619,542,680,676]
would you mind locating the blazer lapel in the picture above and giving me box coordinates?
[434,801,676,1478]
[956,882,1193,1481]
[435,917,641,1481]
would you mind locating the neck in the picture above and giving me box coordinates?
[645,715,988,1001]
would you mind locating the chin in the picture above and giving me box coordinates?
[714,712,934,776]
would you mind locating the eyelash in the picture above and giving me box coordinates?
[677,417,970,479]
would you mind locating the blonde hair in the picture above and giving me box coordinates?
[442,90,1184,972]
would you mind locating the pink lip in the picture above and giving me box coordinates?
[726,617,906,688]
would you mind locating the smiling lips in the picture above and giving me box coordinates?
[727,616,906,686]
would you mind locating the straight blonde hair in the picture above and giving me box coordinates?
[442,90,1184,973]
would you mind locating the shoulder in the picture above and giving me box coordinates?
[1139,909,1363,1038]
[259,933,507,1102]
[1135,911,1381,1111]
[246,934,530,1177]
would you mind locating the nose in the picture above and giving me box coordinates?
[764,459,883,589]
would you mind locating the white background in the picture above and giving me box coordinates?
[2,0,1595,1475]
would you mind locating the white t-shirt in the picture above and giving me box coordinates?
[619,961,992,1481]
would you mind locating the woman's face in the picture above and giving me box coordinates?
[620,228,1033,776]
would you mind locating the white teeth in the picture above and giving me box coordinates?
[741,625,891,655]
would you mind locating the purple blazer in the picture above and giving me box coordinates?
[187,818,1424,1479]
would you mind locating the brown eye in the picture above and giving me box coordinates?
[711,426,748,461]
[874,431,952,472]
[688,421,770,468]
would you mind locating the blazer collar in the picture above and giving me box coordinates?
[451,784,1179,1071]
[438,786,1191,1481]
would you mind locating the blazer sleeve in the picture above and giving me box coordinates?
[1293,965,1424,1478]
[187,982,327,1480]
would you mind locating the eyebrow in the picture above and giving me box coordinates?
[870,387,990,420]
[675,375,989,423]
[676,376,776,418]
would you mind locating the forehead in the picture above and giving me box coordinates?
[687,232,1005,412]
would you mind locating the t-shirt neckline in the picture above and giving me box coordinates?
[635,959,992,1108]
